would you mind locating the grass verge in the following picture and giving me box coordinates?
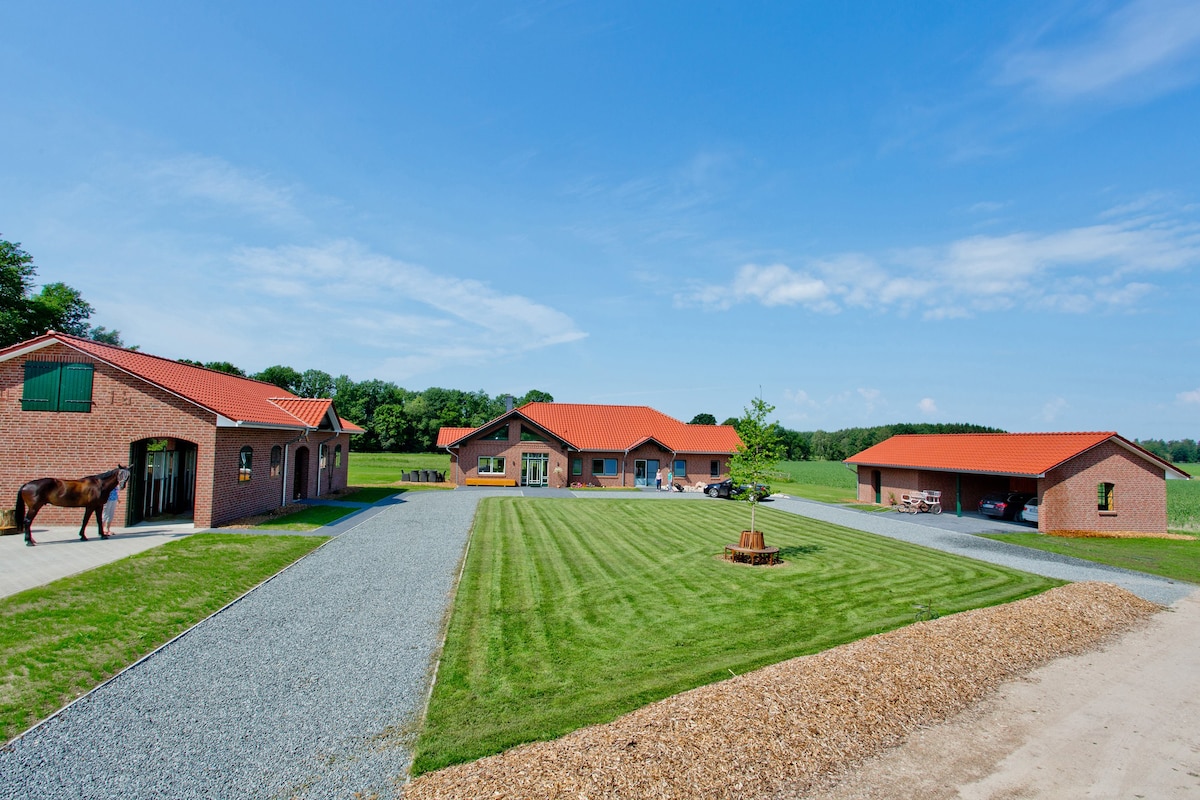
[411,498,1059,774]
[0,533,327,742]
[251,505,359,531]
[982,532,1200,584]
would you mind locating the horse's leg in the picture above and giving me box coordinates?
[96,504,108,539]
[79,507,91,540]
[23,501,40,547]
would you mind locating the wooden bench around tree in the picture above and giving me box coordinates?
[465,477,518,487]
[723,544,781,566]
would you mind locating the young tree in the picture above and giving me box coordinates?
[728,397,784,535]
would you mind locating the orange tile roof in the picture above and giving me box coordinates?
[440,403,742,453]
[0,332,356,432]
[845,432,1185,478]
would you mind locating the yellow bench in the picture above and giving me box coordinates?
[465,477,518,486]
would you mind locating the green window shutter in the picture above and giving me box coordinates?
[58,363,94,412]
[21,361,60,411]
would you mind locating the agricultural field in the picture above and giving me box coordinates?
[1168,468,1200,532]
[412,497,1059,774]
[347,452,451,486]
[770,460,860,503]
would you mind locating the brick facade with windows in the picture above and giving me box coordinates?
[439,402,740,489]
[1,333,357,530]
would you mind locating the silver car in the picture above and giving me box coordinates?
[1017,497,1039,524]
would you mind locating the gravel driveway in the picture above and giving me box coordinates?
[0,490,498,800]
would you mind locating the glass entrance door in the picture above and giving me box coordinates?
[634,459,659,487]
[522,453,549,486]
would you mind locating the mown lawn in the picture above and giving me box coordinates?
[983,532,1200,584]
[0,533,327,743]
[348,452,452,486]
[412,498,1059,774]
[251,505,359,531]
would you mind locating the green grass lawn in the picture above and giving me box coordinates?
[0,533,327,742]
[339,487,401,504]
[348,452,451,486]
[251,505,360,531]
[982,532,1200,584]
[412,497,1060,774]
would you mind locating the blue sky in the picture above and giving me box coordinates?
[3,1,1199,438]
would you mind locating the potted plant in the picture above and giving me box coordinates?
[728,396,784,550]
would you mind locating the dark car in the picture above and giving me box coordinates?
[978,491,1035,520]
[705,479,771,501]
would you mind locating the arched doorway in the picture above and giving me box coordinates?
[293,446,310,500]
[128,438,198,524]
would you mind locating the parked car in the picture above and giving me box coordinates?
[978,491,1035,520]
[1017,497,1040,524]
[704,479,771,500]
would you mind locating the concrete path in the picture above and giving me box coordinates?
[0,522,196,600]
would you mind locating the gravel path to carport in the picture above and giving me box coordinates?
[0,489,501,800]
[769,495,1193,606]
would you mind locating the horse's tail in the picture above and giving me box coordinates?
[15,490,25,526]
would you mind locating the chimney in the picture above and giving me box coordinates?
[505,395,514,412]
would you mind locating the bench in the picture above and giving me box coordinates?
[465,477,518,486]
[723,544,781,566]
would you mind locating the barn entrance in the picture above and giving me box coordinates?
[128,438,197,524]
[293,446,310,499]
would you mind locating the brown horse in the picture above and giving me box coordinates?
[15,466,131,546]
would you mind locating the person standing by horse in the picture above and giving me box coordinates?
[102,484,120,536]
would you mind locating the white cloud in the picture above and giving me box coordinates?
[233,240,588,353]
[1041,397,1069,423]
[998,0,1200,102]
[677,207,1200,318]
[918,397,938,415]
[1178,388,1200,404]
[144,154,304,226]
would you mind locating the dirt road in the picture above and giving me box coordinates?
[798,592,1200,800]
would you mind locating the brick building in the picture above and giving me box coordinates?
[1,332,361,530]
[437,402,742,488]
[845,432,1189,534]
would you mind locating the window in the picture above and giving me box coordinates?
[481,425,509,441]
[270,446,282,478]
[710,460,720,478]
[21,361,94,412]
[479,456,505,474]
[520,426,546,442]
[571,458,582,476]
[319,443,327,470]
[673,459,687,478]
[1098,482,1115,512]
[334,445,342,469]
[592,458,617,476]
[238,447,253,482]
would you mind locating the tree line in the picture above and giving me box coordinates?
[709,418,1005,462]
[1,238,124,347]
[1135,438,1198,464]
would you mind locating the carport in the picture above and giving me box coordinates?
[845,432,1188,535]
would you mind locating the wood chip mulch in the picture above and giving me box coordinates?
[403,582,1159,800]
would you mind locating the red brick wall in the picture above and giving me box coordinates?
[1041,441,1168,534]
[2,345,350,529]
